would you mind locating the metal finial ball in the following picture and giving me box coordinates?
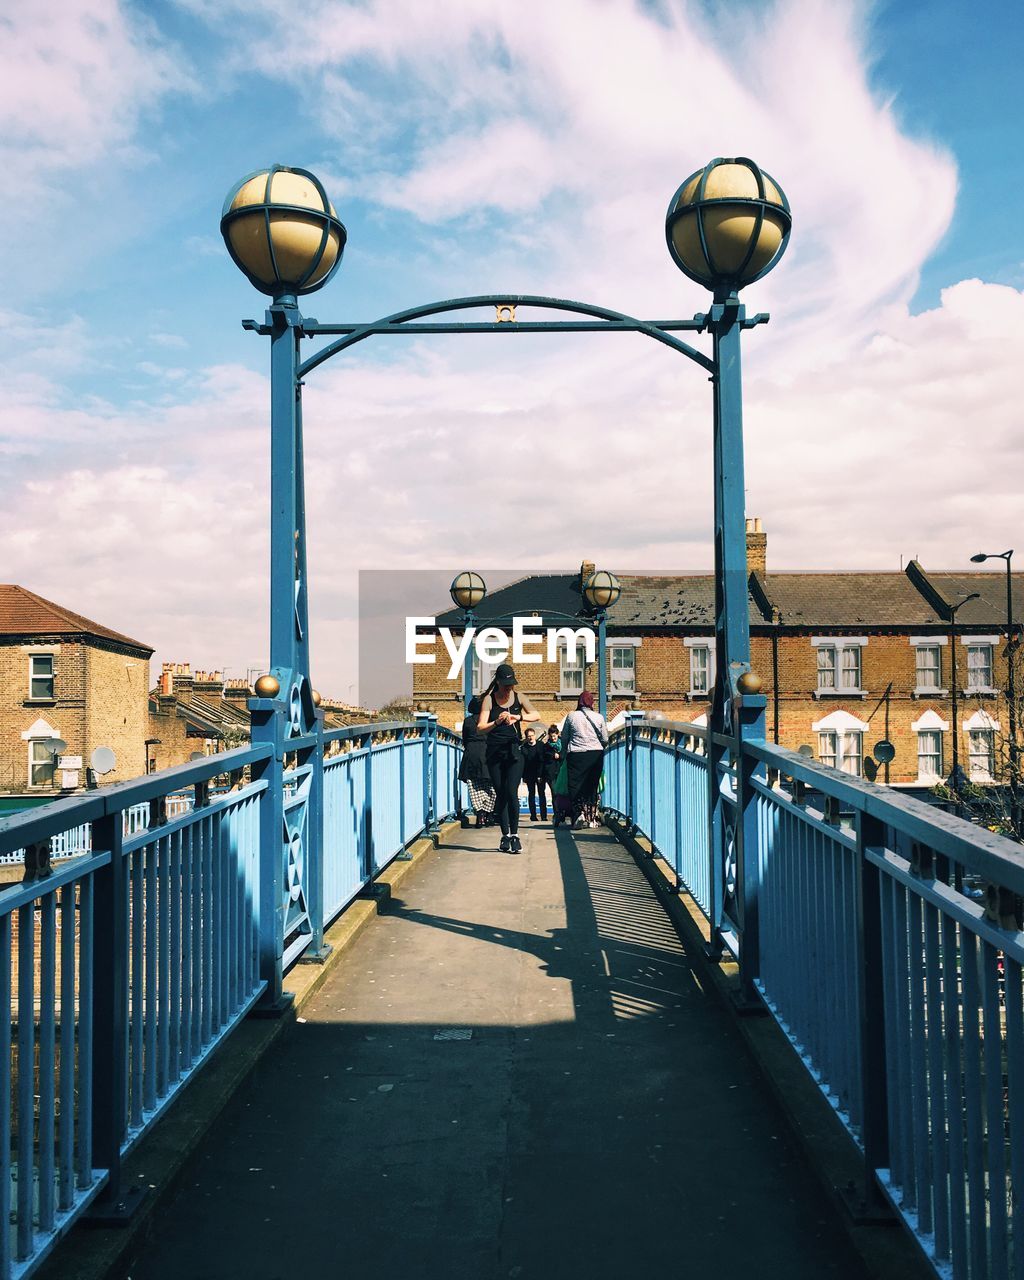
[312,689,322,707]
[737,670,762,695]
[254,674,281,698]
[666,157,791,293]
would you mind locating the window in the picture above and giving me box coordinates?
[968,729,995,780]
[915,646,941,690]
[29,740,55,788]
[468,648,504,695]
[813,639,866,694]
[818,729,863,776]
[917,731,943,780]
[609,646,635,695]
[559,646,585,695]
[29,654,54,700]
[966,644,993,690]
[689,645,711,695]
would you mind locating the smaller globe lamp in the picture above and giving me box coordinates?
[583,570,621,612]
[450,571,487,611]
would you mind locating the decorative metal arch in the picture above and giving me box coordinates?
[272,293,747,378]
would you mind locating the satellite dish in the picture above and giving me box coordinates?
[48,738,68,757]
[90,746,116,776]
[189,751,205,761]
[797,744,814,758]
[874,740,896,764]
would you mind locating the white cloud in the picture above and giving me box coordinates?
[0,1,188,174]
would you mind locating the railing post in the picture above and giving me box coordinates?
[249,698,291,1014]
[396,729,414,857]
[302,710,330,962]
[625,710,642,830]
[415,711,439,834]
[735,697,768,1006]
[87,809,142,1220]
[363,730,374,880]
[854,811,890,1213]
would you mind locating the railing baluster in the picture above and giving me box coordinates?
[38,893,57,1233]
[982,939,1009,1280]
[0,914,10,1279]
[144,841,157,1112]
[943,913,969,1280]
[961,930,988,1278]
[1004,958,1024,1280]
[77,875,94,1191]
[17,902,36,1261]
[169,829,182,1085]
[923,898,950,1261]
[158,835,171,1099]
[130,848,144,1128]
[58,886,75,1214]
[907,888,932,1237]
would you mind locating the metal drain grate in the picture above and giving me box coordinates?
[433,1028,473,1041]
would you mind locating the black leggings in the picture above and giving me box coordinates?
[567,749,603,822]
[488,743,524,835]
[525,775,547,819]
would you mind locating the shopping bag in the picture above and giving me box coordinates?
[553,757,569,797]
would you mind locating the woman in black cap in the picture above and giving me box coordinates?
[459,695,495,826]
[477,663,540,853]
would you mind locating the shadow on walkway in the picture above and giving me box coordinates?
[121,821,868,1280]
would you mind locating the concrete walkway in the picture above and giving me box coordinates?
[124,819,869,1280]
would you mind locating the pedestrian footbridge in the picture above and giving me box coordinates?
[1,716,1021,1280]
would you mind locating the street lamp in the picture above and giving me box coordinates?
[450,571,487,718]
[949,592,981,817]
[971,550,1018,819]
[666,158,791,967]
[583,570,621,718]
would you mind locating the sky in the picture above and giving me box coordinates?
[1,0,1022,705]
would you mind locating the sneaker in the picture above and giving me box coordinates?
[509,835,522,854]
[572,817,585,830]
[499,835,511,853]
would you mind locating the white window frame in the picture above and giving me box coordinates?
[28,652,55,701]
[685,637,715,698]
[963,708,1001,781]
[559,644,585,696]
[911,709,949,783]
[28,739,56,788]
[608,645,636,695]
[467,644,507,695]
[961,636,997,693]
[916,731,943,781]
[812,709,869,778]
[811,637,867,697]
[909,637,947,696]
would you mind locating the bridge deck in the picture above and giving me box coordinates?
[125,820,868,1280]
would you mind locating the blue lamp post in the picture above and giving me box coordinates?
[583,570,622,718]
[450,571,487,719]
[220,166,347,1002]
[666,157,792,971]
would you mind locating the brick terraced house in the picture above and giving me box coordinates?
[0,585,153,805]
[414,526,1022,789]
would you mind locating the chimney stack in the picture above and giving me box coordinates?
[745,517,767,575]
[580,559,596,589]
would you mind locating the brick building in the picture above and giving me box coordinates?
[0,585,153,802]
[414,528,1021,789]
[148,664,379,772]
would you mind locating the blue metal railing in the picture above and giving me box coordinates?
[605,716,1024,1280]
[0,715,461,1280]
